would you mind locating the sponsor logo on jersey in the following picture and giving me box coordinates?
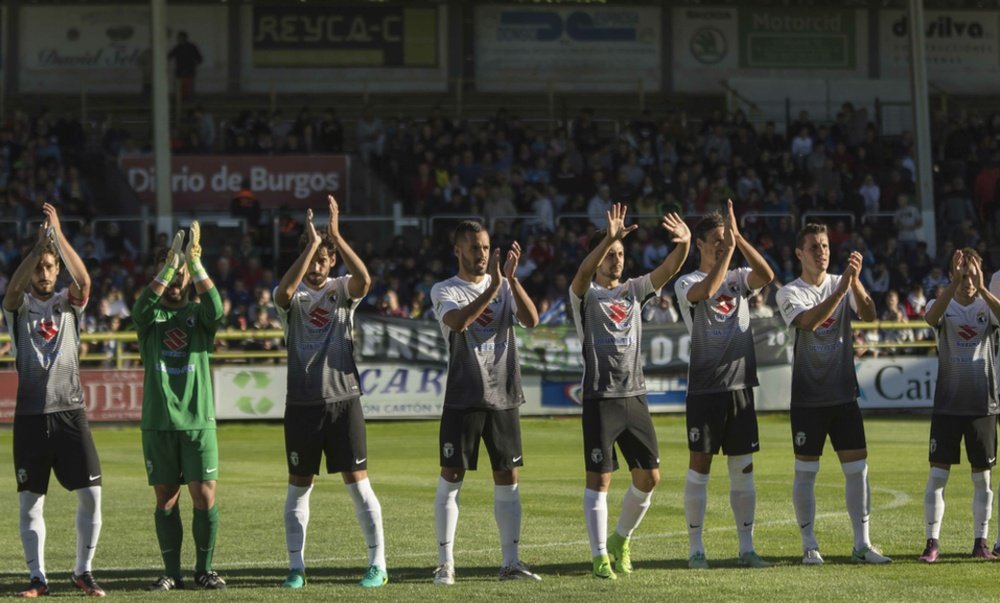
[164,328,189,352]
[36,319,58,342]
[308,307,331,328]
[819,316,836,329]
[475,306,495,327]
[591,448,604,464]
[712,294,736,317]
[958,324,978,341]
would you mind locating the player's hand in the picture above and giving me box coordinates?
[504,241,522,280]
[41,203,61,236]
[186,220,201,261]
[968,253,984,290]
[166,230,185,270]
[662,212,691,245]
[304,208,320,247]
[327,194,340,241]
[725,199,740,242]
[843,251,863,283]
[950,249,964,276]
[606,203,638,242]
[488,247,502,285]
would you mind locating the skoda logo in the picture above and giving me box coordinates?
[690,27,727,65]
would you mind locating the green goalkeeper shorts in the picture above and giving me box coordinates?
[142,429,219,485]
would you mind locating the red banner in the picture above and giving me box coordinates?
[119,154,350,210]
[0,370,145,423]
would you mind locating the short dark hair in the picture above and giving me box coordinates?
[297,232,337,257]
[694,212,725,242]
[796,223,828,249]
[452,220,485,244]
[950,246,983,277]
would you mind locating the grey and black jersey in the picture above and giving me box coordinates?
[3,289,86,415]
[431,274,525,410]
[569,275,658,401]
[776,274,858,408]
[276,276,362,405]
[928,296,1000,416]
[676,267,759,394]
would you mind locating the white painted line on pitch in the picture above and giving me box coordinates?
[1,482,910,573]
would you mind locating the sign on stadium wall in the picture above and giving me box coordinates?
[0,369,144,423]
[879,10,1000,93]
[474,5,661,92]
[239,5,447,93]
[856,356,935,410]
[119,154,349,210]
[18,5,228,93]
[672,6,868,93]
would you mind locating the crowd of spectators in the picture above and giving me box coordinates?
[4,100,1000,363]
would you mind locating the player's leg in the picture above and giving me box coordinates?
[145,429,184,591]
[791,406,826,563]
[332,398,387,587]
[963,415,996,559]
[434,408,481,584]
[282,404,325,588]
[14,414,52,597]
[922,415,957,562]
[582,399,620,579]
[182,429,225,588]
[485,407,538,581]
[684,392,725,567]
[722,389,769,567]
[51,410,106,595]
[611,396,660,575]
[831,402,889,563]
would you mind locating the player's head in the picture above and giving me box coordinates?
[154,248,190,305]
[694,212,726,269]
[30,241,60,298]
[453,220,489,277]
[589,230,625,282]
[298,233,337,289]
[953,247,982,298]
[795,223,830,274]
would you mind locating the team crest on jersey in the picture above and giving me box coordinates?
[957,325,978,341]
[442,442,455,458]
[689,427,701,442]
[929,438,937,453]
[36,319,58,342]
[164,328,189,352]
[186,316,196,328]
[712,294,737,317]
[289,451,300,467]
[795,431,807,447]
[591,448,604,464]
[976,312,987,324]
[327,291,339,305]
[16,468,27,484]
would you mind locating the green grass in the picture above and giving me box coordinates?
[0,414,996,600]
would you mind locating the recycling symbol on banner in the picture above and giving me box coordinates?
[233,370,275,416]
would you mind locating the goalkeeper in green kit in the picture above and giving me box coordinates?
[133,222,226,590]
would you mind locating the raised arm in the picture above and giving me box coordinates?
[44,203,91,302]
[440,249,502,332]
[649,213,691,292]
[571,203,636,298]
[503,240,539,327]
[327,194,371,300]
[147,230,186,298]
[274,209,321,310]
[731,204,775,291]
[686,203,735,302]
[849,265,877,322]
[792,252,861,331]
[185,220,216,296]
[2,224,48,312]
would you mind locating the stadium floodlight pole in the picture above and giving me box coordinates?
[150,0,174,237]
[906,0,937,256]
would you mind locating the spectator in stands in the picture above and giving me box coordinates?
[641,292,679,323]
[858,174,881,217]
[357,106,385,166]
[748,291,774,319]
[167,31,203,101]
[879,289,913,353]
[587,184,612,229]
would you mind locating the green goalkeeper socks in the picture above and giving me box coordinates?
[193,506,219,572]
[154,506,183,579]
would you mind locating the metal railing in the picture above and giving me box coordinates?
[801,212,855,228]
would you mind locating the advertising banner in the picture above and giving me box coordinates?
[251,5,437,68]
[672,6,868,93]
[880,10,1000,92]
[18,4,227,93]
[856,356,935,410]
[239,5,448,93]
[119,154,349,210]
[0,370,144,423]
[474,5,661,92]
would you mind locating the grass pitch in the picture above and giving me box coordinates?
[0,414,996,601]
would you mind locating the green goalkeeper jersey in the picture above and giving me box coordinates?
[134,286,223,431]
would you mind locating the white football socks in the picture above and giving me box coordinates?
[615,484,653,540]
[434,478,462,566]
[972,470,993,540]
[284,484,313,571]
[346,478,386,570]
[924,467,949,540]
[684,470,710,556]
[842,460,871,550]
[793,460,820,552]
[74,486,102,575]
[494,484,522,567]
[583,488,608,557]
[19,491,46,582]
[728,455,756,554]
